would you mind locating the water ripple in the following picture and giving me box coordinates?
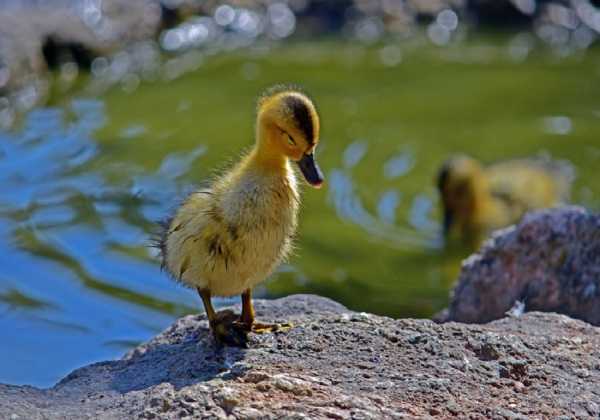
[0,96,210,386]
[328,169,438,250]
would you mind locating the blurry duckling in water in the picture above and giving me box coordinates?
[437,154,573,248]
[159,86,324,346]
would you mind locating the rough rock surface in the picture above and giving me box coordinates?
[2,294,600,419]
[442,206,600,326]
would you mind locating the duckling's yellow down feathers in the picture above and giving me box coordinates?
[159,87,322,298]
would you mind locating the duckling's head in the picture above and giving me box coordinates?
[256,86,324,188]
[437,155,487,236]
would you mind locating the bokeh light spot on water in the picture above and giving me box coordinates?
[437,9,459,32]
[354,17,385,44]
[233,9,262,38]
[542,115,573,135]
[379,45,403,67]
[91,56,110,78]
[427,23,451,46]
[59,62,79,85]
[214,4,236,27]
[268,3,296,39]
[119,124,146,139]
[80,0,103,27]
[514,0,536,15]
[507,33,535,62]
[121,73,141,93]
[427,8,460,46]
[161,29,186,52]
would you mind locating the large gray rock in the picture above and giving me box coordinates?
[2,294,600,419]
[442,206,600,326]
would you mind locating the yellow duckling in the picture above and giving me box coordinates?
[437,154,573,247]
[158,86,323,346]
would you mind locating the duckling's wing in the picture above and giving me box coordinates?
[157,189,213,273]
[486,157,575,212]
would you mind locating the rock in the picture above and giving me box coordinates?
[0,0,162,110]
[1,294,600,419]
[441,206,600,325]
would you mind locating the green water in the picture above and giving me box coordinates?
[2,39,599,387]
[97,39,600,314]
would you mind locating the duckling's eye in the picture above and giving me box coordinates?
[285,133,296,146]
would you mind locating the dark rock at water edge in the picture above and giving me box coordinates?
[441,206,600,326]
[1,294,600,419]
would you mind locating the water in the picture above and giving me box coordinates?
[1,39,599,387]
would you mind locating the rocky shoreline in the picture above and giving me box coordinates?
[1,0,598,125]
[2,293,600,419]
[1,207,599,418]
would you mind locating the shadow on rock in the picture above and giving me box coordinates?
[56,317,249,394]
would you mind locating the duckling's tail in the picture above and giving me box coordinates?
[533,152,576,202]
[149,218,172,270]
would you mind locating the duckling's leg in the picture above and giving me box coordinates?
[197,288,248,347]
[238,289,293,334]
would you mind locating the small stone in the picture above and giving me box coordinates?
[256,382,271,392]
[351,312,371,322]
[141,410,156,419]
[446,403,460,415]
[271,375,313,396]
[232,407,263,420]
[244,371,271,383]
[213,387,239,414]
[513,381,526,393]
[429,407,441,416]
[407,334,425,345]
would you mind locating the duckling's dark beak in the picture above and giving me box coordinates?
[297,153,324,188]
[443,208,453,236]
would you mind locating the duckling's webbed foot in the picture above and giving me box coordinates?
[198,288,249,347]
[236,289,294,334]
[210,310,249,347]
[249,321,293,334]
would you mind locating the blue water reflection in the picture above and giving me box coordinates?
[0,100,213,386]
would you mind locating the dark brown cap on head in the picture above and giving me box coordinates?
[258,85,319,145]
[284,95,314,145]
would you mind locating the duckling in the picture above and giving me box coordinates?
[437,154,573,247]
[159,86,324,346]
